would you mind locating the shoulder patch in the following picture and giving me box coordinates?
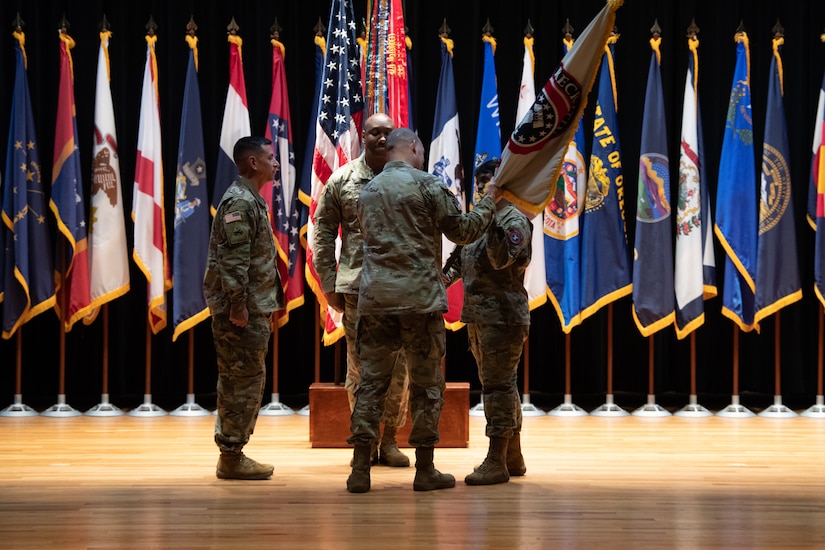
[224,211,243,223]
[508,229,524,245]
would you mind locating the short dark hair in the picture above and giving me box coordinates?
[386,127,418,151]
[233,136,272,166]
[474,158,499,181]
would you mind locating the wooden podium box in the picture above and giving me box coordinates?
[308,382,470,448]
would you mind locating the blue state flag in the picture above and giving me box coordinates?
[580,39,632,321]
[172,41,210,342]
[754,38,801,323]
[714,32,757,332]
[298,31,325,254]
[2,30,55,339]
[472,34,501,202]
[632,38,674,336]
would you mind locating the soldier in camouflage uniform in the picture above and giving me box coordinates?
[445,159,532,486]
[203,136,284,480]
[346,127,502,493]
[313,113,411,468]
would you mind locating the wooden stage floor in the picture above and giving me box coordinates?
[2,411,825,549]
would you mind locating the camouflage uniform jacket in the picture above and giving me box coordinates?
[203,176,284,316]
[312,154,375,294]
[451,203,532,325]
[357,160,496,315]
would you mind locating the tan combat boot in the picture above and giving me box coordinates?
[379,425,410,467]
[216,450,274,480]
[465,436,509,485]
[347,444,373,493]
[413,447,455,491]
[506,432,526,476]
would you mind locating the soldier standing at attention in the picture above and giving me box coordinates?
[313,113,411,468]
[444,158,532,486]
[204,136,284,480]
[348,127,501,493]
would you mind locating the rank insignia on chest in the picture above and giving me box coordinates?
[508,230,524,245]
[224,211,242,223]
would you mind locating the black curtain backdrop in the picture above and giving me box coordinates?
[1,0,825,412]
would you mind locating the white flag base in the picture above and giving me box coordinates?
[716,395,755,418]
[590,394,629,417]
[170,393,211,417]
[674,394,713,417]
[520,394,546,416]
[41,394,82,417]
[757,395,797,418]
[128,394,167,417]
[801,394,825,418]
[86,393,124,417]
[259,393,295,416]
[547,394,588,417]
[469,396,485,417]
[632,394,672,417]
[296,404,310,417]
[0,394,39,417]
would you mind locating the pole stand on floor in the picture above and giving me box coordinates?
[41,394,82,417]
[632,394,671,417]
[86,393,124,417]
[547,394,588,417]
[716,395,755,418]
[0,394,39,417]
[128,394,167,417]
[801,395,825,418]
[170,393,211,417]
[259,392,295,416]
[674,394,713,417]
[758,395,797,418]
[590,394,629,417]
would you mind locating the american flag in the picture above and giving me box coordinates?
[306,0,364,345]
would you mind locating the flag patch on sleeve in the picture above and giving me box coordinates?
[224,211,242,223]
[508,230,524,245]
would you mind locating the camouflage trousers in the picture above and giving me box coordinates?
[212,313,271,453]
[348,312,446,448]
[467,323,529,439]
[343,294,409,427]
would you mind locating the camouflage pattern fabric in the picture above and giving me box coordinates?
[356,160,496,316]
[213,314,271,451]
[203,176,284,316]
[467,323,529,438]
[349,313,446,448]
[343,294,409,426]
[312,154,375,294]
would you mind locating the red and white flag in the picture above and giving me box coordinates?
[132,33,170,334]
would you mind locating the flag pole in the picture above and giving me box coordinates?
[86,304,125,416]
[591,304,628,416]
[675,331,713,417]
[42,242,80,417]
[0,329,38,416]
[128,321,166,416]
[759,313,797,417]
[803,305,825,417]
[717,325,755,417]
[548,332,587,416]
[260,316,294,415]
[520,337,546,416]
[632,335,671,416]
[297,301,323,416]
[169,329,210,416]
